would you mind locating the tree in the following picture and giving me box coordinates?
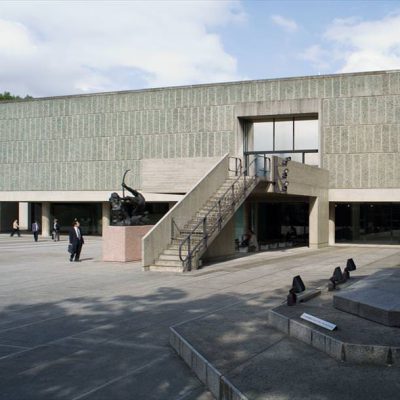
[0,91,32,101]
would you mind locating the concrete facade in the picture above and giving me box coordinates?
[0,69,400,248]
[1,70,399,194]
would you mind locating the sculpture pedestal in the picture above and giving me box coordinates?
[102,225,153,262]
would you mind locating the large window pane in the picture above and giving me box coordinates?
[294,119,318,150]
[275,120,293,151]
[253,122,273,151]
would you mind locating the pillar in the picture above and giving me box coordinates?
[329,203,335,245]
[19,202,29,231]
[309,196,329,249]
[102,202,110,235]
[42,202,51,237]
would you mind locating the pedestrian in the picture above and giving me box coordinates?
[32,221,40,242]
[53,219,60,241]
[10,219,21,237]
[68,220,84,262]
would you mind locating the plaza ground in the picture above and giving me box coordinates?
[0,234,399,399]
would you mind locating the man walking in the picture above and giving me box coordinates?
[10,220,21,237]
[53,219,60,241]
[68,220,84,262]
[32,221,40,242]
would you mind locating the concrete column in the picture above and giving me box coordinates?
[102,202,110,235]
[309,196,329,249]
[19,202,29,231]
[42,202,51,237]
[329,203,335,245]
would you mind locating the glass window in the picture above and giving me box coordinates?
[253,122,273,151]
[335,203,400,244]
[295,119,318,150]
[275,120,293,151]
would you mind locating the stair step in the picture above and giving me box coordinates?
[159,254,181,261]
[164,249,181,255]
[146,265,184,273]
[155,259,183,267]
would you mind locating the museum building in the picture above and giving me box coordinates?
[0,70,400,269]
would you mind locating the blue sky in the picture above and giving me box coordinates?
[1,0,400,97]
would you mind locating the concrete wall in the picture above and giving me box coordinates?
[141,157,221,193]
[0,70,399,197]
[272,157,329,248]
[142,154,229,267]
[203,217,235,261]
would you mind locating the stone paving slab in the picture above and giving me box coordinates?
[2,235,400,400]
[171,261,400,399]
[333,268,400,326]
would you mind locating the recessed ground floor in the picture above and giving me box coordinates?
[2,198,400,247]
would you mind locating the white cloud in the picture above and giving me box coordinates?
[271,15,298,32]
[301,45,331,70]
[325,14,400,72]
[303,13,400,73]
[0,1,245,97]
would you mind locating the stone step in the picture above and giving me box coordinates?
[159,254,181,261]
[155,259,183,268]
[146,265,184,273]
[164,249,181,255]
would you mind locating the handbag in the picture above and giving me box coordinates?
[68,244,73,254]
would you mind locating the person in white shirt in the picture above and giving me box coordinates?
[10,219,21,237]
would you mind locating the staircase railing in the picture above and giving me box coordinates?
[178,155,271,271]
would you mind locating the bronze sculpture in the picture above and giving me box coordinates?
[109,170,149,226]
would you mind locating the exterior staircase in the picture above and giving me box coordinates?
[147,164,263,272]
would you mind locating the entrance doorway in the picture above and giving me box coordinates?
[257,202,309,247]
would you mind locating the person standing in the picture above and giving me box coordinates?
[10,219,21,237]
[32,221,40,242]
[68,220,84,262]
[53,219,60,241]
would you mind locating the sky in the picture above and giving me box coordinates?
[1,0,400,98]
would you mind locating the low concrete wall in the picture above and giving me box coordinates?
[142,154,230,267]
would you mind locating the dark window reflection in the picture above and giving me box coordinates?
[51,203,102,235]
[257,202,308,245]
[335,203,400,244]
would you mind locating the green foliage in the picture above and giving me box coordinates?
[0,91,32,101]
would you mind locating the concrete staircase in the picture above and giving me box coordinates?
[148,175,257,272]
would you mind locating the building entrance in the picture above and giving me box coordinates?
[256,202,309,247]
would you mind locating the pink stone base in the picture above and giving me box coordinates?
[102,225,153,262]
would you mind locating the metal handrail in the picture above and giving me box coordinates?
[228,157,242,176]
[178,155,270,270]
[171,218,181,240]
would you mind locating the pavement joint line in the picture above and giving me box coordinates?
[0,343,29,349]
[70,353,170,400]
[0,313,73,334]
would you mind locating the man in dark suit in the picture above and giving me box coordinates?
[32,221,40,242]
[68,220,84,262]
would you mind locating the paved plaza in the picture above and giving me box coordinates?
[0,234,399,399]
